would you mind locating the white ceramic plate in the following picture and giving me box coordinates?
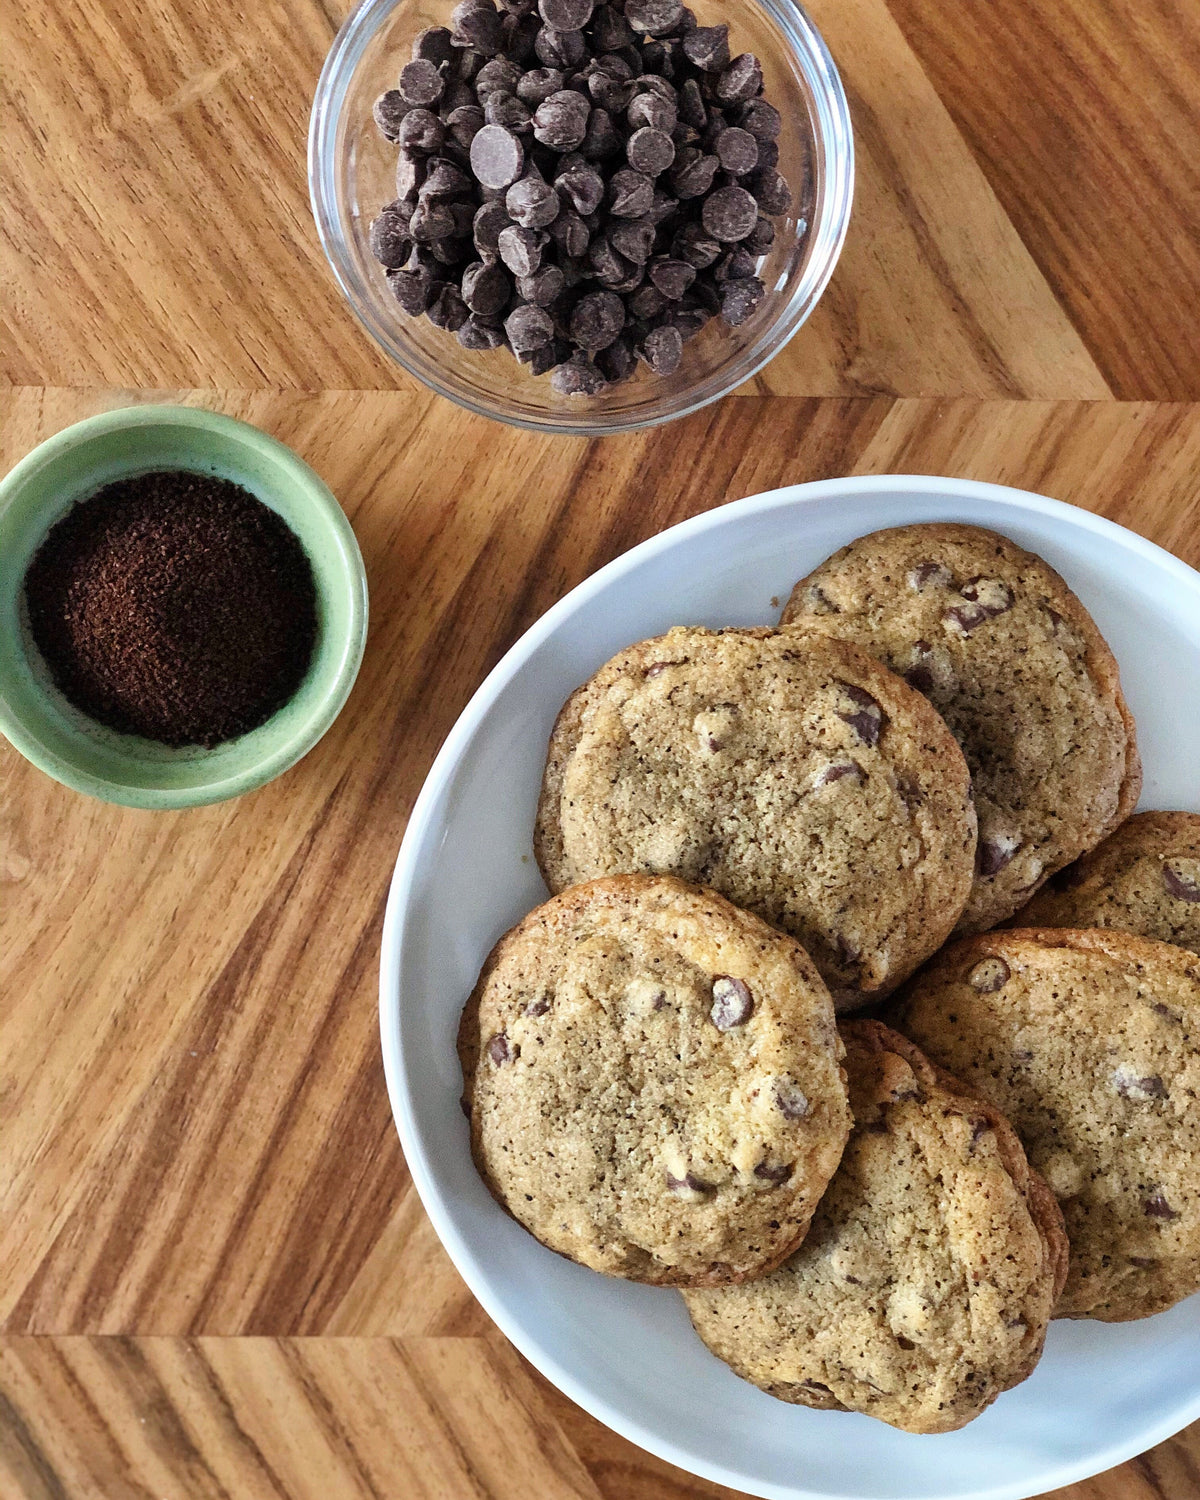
[380,476,1200,1500]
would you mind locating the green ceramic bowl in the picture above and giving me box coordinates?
[0,406,368,808]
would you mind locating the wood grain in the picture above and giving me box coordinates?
[4,0,1200,1489]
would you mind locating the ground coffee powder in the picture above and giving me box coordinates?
[24,469,318,748]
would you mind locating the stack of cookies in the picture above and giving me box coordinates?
[458,521,1200,1434]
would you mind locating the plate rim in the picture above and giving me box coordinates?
[380,474,1200,1500]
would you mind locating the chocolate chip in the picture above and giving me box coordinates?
[737,97,781,140]
[673,221,721,268]
[487,1031,517,1063]
[715,52,763,106]
[710,974,753,1030]
[387,262,435,315]
[551,350,608,393]
[421,157,475,199]
[457,315,507,349]
[533,88,590,148]
[645,186,680,223]
[775,1079,810,1119]
[665,1170,714,1196]
[426,284,470,330]
[638,323,682,374]
[498,223,545,274]
[627,92,676,132]
[677,76,707,128]
[451,0,505,54]
[461,260,512,314]
[399,109,445,159]
[967,956,1010,994]
[471,123,526,187]
[909,560,952,591]
[516,264,565,304]
[446,105,486,150]
[977,836,1020,877]
[1113,1067,1167,1101]
[596,334,637,383]
[803,582,839,614]
[517,66,566,106]
[669,147,719,198]
[548,207,591,257]
[702,184,759,241]
[1129,1256,1158,1269]
[555,162,605,214]
[369,210,412,268]
[751,169,792,215]
[627,283,666,319]
[627,126,676,175]
[524,995,552,1015]
[473,199,514,256]
[485,91,533,132]
[409,199,458,242]
[506,174,560,226]
[714,126,759,176]
[891,772,924,813]
[720,275,764,325]
[400,59,446,109]
[837,683,885,747]
[608,167,654,217]
[413,25,455,64]
[475,56,523,100]
[395,149,427,199]
[626,0,684,36]
[743,216,774,255]
[524,338,571,374]
[505,302,555,351]
[681,23,729,71]
[597,219,647,265]
[373,90,411,141]
[648,256,694,299]
[588,235,632,286]
[1164,864,1200,901]
[589,68,637,114]
[814,761,866,789]
[754,1160,791,1184]
[535,23,587,67]
[538,0,593,28]
[714,247,756,282]
[570,289,624,349]
[504,9,543,60]
[1144,1190,1180,1220]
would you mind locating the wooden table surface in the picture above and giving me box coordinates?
[3,0,1200,1495]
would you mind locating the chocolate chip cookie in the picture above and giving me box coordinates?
[458,874,851,1286]
[1012,811,1200,952]
[683,1021,1067,1433]
[780,524,1141,934]
[534,626,976,1009]
[898,927,1200,1321]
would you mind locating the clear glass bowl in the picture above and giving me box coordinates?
[309,0,853,435]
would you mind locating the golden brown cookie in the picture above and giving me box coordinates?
[458,875,851,1286]
[683,1021,1067,1433]
[1012,811,1200,952]
[780,524,1141,934]
[534,626,976,1009]
[898,927,1200,1321]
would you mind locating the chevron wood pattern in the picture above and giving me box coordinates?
[3,0,1200,1493]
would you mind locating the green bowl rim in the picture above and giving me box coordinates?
[0,405,369,809]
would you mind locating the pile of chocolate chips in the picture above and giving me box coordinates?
[24,471,317,749]
[369,0,795,395]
